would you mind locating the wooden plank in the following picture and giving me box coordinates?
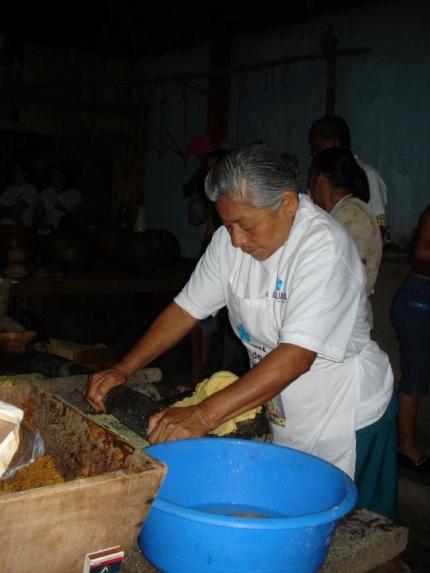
[11,271,188,297]
[207,36,232,144]
[0,119,131,138]
[321,509,408,572]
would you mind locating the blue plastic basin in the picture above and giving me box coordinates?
[139,438,357,573]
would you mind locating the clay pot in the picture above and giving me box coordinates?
[42,231,96,270]
[117,229,181,275]
[93,229,119,263]
[6,263,29,279]
[0,226,38,265]
[0,331,38,354]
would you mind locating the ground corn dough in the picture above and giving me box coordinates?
[173,371,262,436]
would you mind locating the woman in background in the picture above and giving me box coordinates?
[38,165,82,233]
[0,160,38,226]
[391,205,430,470]
[310,147,382,327]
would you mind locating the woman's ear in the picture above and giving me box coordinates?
[280,190,298,217]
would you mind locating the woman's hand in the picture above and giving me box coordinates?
[84,366,128,412]
[147,405,212,444]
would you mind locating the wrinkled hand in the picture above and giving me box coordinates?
[84,367,127,412]
[147,405,212,444]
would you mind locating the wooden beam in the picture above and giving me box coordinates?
[0,120,132,138]
[207,36,232,144]
[321,26,339,114]
[14,92,141,115]
[1,46,371,91]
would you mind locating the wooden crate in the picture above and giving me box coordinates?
[0,383,165,573]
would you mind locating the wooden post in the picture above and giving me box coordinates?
[207,36,232,144]
[111,64,151,225]
[321,26,339,115]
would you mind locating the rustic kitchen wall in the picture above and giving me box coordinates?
[142,0,429,255]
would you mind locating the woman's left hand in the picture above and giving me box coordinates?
[147,405,212,444]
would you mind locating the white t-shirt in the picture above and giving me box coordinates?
[175,195,392,434]
[0,184,38,225]
[355,155,388,223]
[39,187,82,228]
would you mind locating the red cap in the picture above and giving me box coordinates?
[188,135,217,159]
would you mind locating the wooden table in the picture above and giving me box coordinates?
[10,268,190,317]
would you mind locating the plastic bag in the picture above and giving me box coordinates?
[1,425,45,481]
[0,400,23,478]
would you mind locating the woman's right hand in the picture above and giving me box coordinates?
[84,366,128,412]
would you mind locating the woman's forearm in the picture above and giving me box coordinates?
[199,343,316,429]
[116,302,199,377]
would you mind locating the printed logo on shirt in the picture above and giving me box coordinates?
[266,395,287,427]
[250,342,267,354]
[237,323,251,343]
[272,276,287,301]
[250,350,264,362]
[248,342,267,363]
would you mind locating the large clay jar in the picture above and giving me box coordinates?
[42,230,95,270]
[118,229,181,275]
[0,226,38,265]
[93,229,119,263]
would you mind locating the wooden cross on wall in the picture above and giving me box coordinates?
[207,26,371,142]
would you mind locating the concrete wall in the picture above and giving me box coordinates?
[143,1,430,256]
[143,45,210,257]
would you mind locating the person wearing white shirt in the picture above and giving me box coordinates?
[309,114,388,236]
[38,165,82,231]
[85,144,396,518]
[0,161,38,226]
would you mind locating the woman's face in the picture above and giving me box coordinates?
[216,191,297,261]
[309,169,322,205]
[309,171,332,211]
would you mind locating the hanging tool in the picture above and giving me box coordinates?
[156,83,190,165]
[280,64,288,92]
[153,84,168,158]
[235,73,247,145]
[182,83,189,167]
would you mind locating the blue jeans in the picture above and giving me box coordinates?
[390,273,430,397]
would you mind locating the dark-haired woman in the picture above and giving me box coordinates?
[310,147,397,518]
[310,147,382,328]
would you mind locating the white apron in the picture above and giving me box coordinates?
[226,250,361,478]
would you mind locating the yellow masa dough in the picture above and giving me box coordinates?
[173,371,261,436]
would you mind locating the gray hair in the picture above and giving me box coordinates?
[204,144,298,210]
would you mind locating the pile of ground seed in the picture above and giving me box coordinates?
[0,454,64,495]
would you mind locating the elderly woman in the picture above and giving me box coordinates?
[85,144,395,517]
